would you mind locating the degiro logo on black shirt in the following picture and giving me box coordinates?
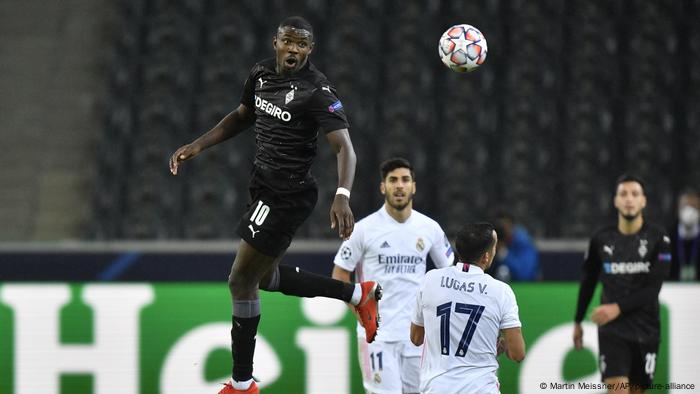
[255,95,291,121]
[603,261,651,274]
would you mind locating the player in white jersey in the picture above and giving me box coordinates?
[411,222,525,394]
[333,158,455,394]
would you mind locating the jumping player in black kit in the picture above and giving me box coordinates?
[573,175,671,394]
[169,17,381,394]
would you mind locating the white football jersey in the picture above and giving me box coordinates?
[412,263,521,394]
[334,205,454,342]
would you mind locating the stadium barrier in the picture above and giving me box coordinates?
[1,242,696,393]
[0,240,585,281]
[1,283,698,394]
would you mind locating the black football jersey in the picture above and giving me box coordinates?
[240,58,349,177]
[575,222,671,342]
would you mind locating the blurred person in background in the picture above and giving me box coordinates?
[490,211,540,281]
[332,157,455,394]
[669,189,700,281]
[169,16,380,394]
[573,174,671,394]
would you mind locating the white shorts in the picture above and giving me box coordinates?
[422,371,500,394]
[357,334,422,394]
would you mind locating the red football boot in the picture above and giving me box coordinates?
[354,281,382,342]
[218,380,259,394]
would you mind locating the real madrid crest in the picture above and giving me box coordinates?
[416,237,425,252]
[373,372,382,383]
[638,239,648,258]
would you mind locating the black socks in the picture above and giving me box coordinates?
[277,265,355,302]
[231,314,260,382]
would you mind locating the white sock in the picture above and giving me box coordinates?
[350,283,362,306]
[231,377,253,390]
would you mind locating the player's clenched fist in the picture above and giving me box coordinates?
[169,144,201,175]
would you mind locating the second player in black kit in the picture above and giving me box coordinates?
[574,175,671,394]
[169,16,381,394]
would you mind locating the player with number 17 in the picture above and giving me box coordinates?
[411,222,525,394]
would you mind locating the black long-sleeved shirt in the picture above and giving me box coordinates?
[574,222,671,342]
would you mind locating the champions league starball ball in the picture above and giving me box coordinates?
[438,24,488,73]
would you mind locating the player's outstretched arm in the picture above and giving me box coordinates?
[169,103,255,175]
[503,327,525,362]
[325,128,356,239]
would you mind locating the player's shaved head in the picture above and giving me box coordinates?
[278,16,314,39]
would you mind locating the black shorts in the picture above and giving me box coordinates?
[598,330,659,387]
[236,167,318,257]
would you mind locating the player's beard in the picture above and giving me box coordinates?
[621,210,641,222]
[387,194,413,211]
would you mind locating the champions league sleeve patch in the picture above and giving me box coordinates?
[658,252,672,262]
[328,100,343,113]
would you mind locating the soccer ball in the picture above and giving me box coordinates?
[438,24,488,73]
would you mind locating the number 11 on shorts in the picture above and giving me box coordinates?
[370,351,383,371]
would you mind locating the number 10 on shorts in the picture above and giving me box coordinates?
[250,201,270,225]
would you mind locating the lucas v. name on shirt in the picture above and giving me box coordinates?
[440,277,488,295]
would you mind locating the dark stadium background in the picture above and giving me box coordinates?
[91,0,697,241]
[1,0,698,278]
[1,1,699,393]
